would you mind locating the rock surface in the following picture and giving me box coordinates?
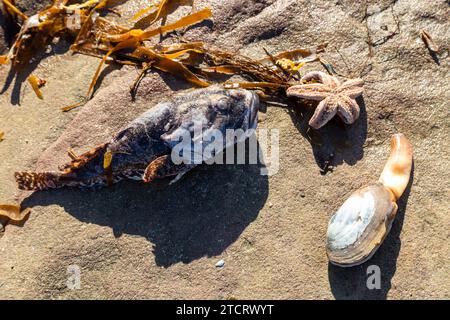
[0,0,449,299]
[12,0,53,16]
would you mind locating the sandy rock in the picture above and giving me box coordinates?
[0,0,449,299]
[12,0,53,16]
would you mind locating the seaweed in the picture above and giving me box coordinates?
[27,74,46,99]
[84,8,213,100]
[1,0,326,109]
[0,204,31,222]
[420,30,439,53]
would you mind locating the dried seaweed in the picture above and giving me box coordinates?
[135,47,210,86]
[103,150,113,186]
[85,8,213,99]
[27,75,46,99]
[2,0,28,21]
[0,204,31,222]
[67,148,79,160]
[420,30,439,53]
[223,81,287,97]
[258,48,319,66]
[0,0,103,66]
[62,101,85,112]
[1,0,324,110]
[132,0,194,29]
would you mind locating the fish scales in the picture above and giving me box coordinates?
[15,86,260,190]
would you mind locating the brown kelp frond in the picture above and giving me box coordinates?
[0,204,31,222]
[1,0,119,67]
[206,49,286,84]
[2,0,28,20]
[133,47,210,87]
[27,75,46,99]
[2,0,325,110]
[85,8,213,99]
[258,47,323,66]
[420,30,439,53]
[71,16,129,58]
[132,0,194,29]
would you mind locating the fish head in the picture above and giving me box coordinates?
[167,86,260,135]
[160,87,260,164]
[225,88,260,131]
[203,88,259,132]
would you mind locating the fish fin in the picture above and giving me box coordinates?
[59,143,108,173]
[14,171,60,190]
[143,155,194,183]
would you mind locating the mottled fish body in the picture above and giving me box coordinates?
[15,86,259,190]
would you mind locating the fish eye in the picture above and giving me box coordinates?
[215,98,230,111]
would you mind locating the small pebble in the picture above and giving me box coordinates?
[215,259,225,268]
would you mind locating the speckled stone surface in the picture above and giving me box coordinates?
[0,0,448,299]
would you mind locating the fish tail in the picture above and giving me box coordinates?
[14,171,65,190]
[15,143,112,191]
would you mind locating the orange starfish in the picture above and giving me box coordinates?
[287,71,364,129]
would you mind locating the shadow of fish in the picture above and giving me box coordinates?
[15,86,260,190]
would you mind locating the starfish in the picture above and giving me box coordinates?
[286,71,364,129]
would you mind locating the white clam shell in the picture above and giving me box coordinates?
[326,183,398,267]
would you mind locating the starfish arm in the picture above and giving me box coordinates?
[309,97,338,129]
[286,84,331,101]
[336,95,360,124]
[301,71,340,88]
[342,87,364,99]
[338,78,364,98]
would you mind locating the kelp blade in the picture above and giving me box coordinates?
[2,0,28,20]
[132,0,167,24]
[162,48,203,60]
[62,101,84,112]
[133,0,194,29]
[154,41,204,54]
[87,8,212,98]
[141,8,212,39]
[259,48,318,65]
[136,48,210,87]
[0,204,31,222]
[200,65,241,75]
[0,55,9,64]
[28,75,44,99]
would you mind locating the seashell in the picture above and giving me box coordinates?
[215,259,225,268]
[326,183,397,266]
[326,134,413,267]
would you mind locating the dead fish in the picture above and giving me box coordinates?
[15,86,260,190]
